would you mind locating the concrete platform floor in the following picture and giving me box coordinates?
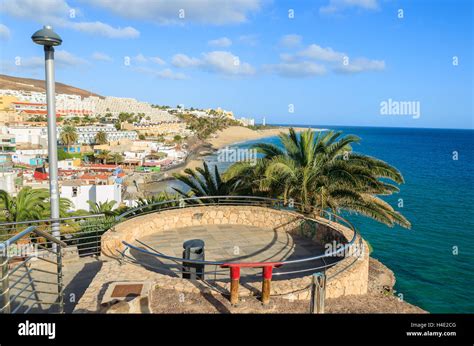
[128,224,331,282]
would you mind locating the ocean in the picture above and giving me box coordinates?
[167,126,474,313]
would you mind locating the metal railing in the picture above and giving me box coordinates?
[116,196,359,268]
[115,196,363,308]
[0,195,364,313]
[0,214,108,314]
[0,225,66,314]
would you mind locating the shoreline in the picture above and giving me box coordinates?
[206,125,314,149]
[172,125,315,173]
[143,125,319,191]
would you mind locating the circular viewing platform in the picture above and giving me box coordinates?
[130,223,333,281]
[100,197,370,301]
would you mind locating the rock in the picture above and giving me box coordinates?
[101,296,151,313]
[368,258,396,294]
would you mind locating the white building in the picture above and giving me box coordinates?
[1,126,48,146]
[0,89,180,122]
[67,125,138,144]
[157,148,187,160]
[123,151,147,161]
[0,171,17,194]
[238,117,255,126]
[58,159,79,170]
[61,183,122,211]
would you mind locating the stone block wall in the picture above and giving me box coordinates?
[100,205,369,300]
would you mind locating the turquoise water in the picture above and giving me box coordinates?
[200,126,474,313]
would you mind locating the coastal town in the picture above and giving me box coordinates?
[0,75,260,213]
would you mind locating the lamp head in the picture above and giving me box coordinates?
[31,25,62,47]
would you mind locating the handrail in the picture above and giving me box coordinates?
[117,195,359,268]
[0,226,67,252]
[123,231,356,267]
[0,213,105,227]
[1,213,111,314]
[116,195,356,235]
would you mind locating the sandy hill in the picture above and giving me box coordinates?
[0,74,102,98]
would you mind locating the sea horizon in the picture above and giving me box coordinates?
[271,123,474,131]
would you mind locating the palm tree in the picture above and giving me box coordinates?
[173,135,183,150]
[95,131,108,145]
[0,188,73,234]
[60,126,78,153]
[224,128,410,228]
[95,150,111,164]
[133,192,180,214]
[87,200,117,216]
[172,162,240,203]
[109,153,124,165]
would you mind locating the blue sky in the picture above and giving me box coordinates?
[0,0,472,129]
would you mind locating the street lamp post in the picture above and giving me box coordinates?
[31,25,64,312]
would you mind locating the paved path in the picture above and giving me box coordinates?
[8,256,103,313]
[129,224,327,282]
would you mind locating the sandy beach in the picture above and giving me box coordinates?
[207,126,310,149]
[144,125,315,192]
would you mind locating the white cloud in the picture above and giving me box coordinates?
[172,51,255,76]
[0,24,11,40]
[279,34,302,48]
[0,0,140,39]
[334,58,385,73]
[84,0,264,25]
[132,54,166,65]
[132,66,187,80]
[1,50,86,73]
[265,61,326,78]
[155,68,187,79]
[279,53,294,62]
[201,51,255,75]
[150,56,166,65]
[297,44,345,62]
[92,52,113,62]
[55,50,88,66]
[239,34,258,46]
[10,56,44,70]
[68,22,139,39]
[134,54,148,63]
[320,0,379,14]
[208,37,232,48]
[1,0,70,22]
[270,42,383,78]
[171,54,202,68]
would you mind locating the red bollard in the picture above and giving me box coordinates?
[229,266,240,305]
[261,266,273,305]
[221,262,282,306]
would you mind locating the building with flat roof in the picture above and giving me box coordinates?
[61,182,122,211]
[72,125,138,144]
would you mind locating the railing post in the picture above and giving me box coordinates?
[0,246,10,314]
[229,266,240,305]
[310,272,326,314]
[261,266,273,305]
[56,244,64,313]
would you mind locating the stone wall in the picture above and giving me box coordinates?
[101,206,305,258]
[100,205,369,300]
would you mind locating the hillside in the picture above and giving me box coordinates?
[0,74,103,98]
